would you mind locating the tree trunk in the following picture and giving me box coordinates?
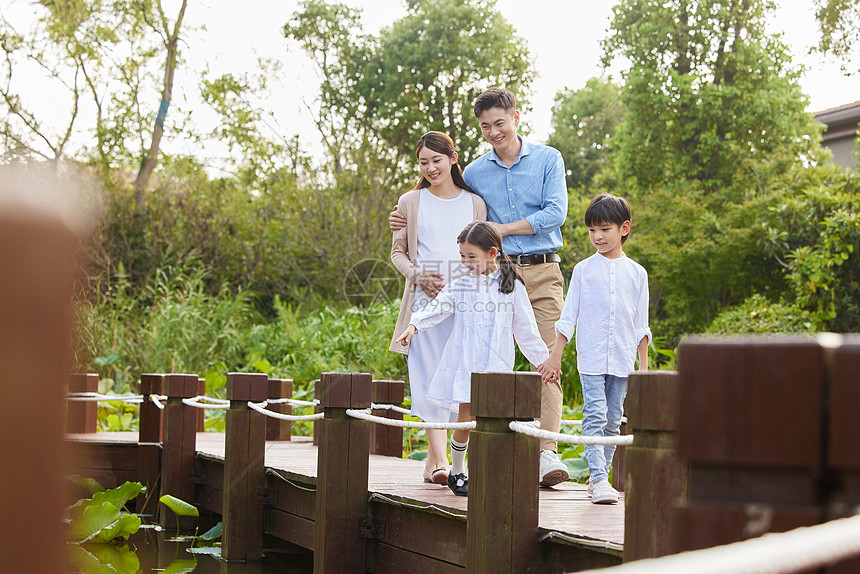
[134,0,188,213]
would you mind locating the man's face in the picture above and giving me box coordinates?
[478,107,519,151]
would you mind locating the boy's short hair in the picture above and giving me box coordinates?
[584,193,633,243]
[474,87,517,117]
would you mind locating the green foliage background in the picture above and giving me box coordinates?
[2,0,859,448]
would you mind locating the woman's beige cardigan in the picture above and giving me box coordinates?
[388,188,487,354]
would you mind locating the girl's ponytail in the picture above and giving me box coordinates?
[497,249,518,295]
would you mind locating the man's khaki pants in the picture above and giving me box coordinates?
[517,261,565,453]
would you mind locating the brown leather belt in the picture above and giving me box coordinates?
[513,253,560,266]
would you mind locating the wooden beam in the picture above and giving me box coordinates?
[222,372,268,562]
[466,372,541,573]
[266,378,294,441]
[371,379,405,457]
[67,373,98,433]
[160,373,199,530]
[314,372,371,574]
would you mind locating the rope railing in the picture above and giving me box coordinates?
[182,396,229,409]
[149,394,166,410]
[266,397,319,407]
[509,421,634,446]
[65,392,144,403]
[345,408,477,430]
[574,512,860,574]
[247,400,324,421]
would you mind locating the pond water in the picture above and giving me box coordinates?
[68,520,314,573]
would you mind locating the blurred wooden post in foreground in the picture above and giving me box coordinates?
[137,373,165,512]
[0,169,88,573]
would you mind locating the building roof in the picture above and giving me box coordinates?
[814,100,860,142]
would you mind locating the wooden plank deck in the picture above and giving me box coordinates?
[66,431,624,547]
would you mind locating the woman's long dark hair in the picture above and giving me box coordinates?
[457,221,521,294]
[413,131,474,192]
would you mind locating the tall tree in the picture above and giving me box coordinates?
[134,0,188,213]
[814,0,860,72]
[602,0,822,199]
[285,0,535,173]
[547,77,628,191]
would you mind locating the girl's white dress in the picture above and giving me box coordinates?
[409,270,549,406]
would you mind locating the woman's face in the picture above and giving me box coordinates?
[417,145,457,186]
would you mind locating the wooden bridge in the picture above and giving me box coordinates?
[65,371,632,573]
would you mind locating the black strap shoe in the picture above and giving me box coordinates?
[447,473,468,496]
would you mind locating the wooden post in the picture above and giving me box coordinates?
[197,378,206,432]
[623,371,686,562]
[0,174,83,574]
[137,373,164,513]
[160,373,199,530]
[466,372,542,573]
[314,372,371,574]
[370,379,405,457]
[826,336,860,574]
[611,416,628,493]
[312,378,322,446]
[673,337,826,554]
[67,373,99,433]
[222,373,268,562]
[266,378,294,441]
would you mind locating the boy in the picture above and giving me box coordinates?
[539,193,651,504]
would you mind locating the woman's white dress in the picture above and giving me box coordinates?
[406,188,473,421]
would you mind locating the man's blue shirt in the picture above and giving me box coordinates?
[463,137,567,256]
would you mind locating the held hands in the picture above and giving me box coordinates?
[537,359,561,385]
[394,325,417,347]
[389,205,407,231]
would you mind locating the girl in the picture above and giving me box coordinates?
[389,131,487,485]
[395,221,551,496]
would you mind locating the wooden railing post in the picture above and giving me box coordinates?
[312,378,322,446]
[673,337,826,553]
[266,378,294,441]
[314,372,371,574]
[0,175,83,573]
[160,373,199,529]
[196,378,206,432]
[370,379,405,457]
[466,372,542,573]
[222,373,268,562]
[827,336,860,573]
[67,373,99,433]
[137,373,164,513]
[623,371,686,562]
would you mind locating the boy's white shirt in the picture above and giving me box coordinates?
[555,251,652,377]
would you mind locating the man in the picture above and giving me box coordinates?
[390,87,570,486]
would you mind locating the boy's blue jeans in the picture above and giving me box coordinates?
[580,373,628,485]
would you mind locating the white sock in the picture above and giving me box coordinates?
[450,437,469,476]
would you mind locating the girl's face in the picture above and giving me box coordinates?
[588,220,630,259]
[417,145,457,186]
[459,241,498,275]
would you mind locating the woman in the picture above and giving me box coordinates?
[389,131,486,485]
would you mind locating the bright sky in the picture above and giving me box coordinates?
[3,0,859,163]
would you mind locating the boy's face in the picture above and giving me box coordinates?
[588,220,630,259]
[478,107,519,152]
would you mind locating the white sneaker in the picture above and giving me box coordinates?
[591,479,619,504]
[539,450,570,487]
